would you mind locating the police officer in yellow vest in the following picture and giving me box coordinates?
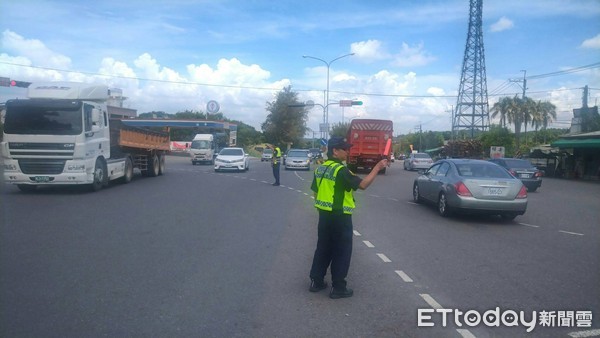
[270,144,282,186]
[309,137,388,299]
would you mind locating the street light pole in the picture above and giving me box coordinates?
[303,53,354,139]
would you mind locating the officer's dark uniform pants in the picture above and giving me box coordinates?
[272,163,280,184]
[309,209,353,288]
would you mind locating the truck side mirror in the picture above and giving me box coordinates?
[92,108,102,124]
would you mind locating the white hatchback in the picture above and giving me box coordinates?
[214,147,250,172]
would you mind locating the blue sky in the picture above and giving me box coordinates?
[1,0,599,135]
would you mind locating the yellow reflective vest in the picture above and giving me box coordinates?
[314,160,356,214]
[273,147,282,165]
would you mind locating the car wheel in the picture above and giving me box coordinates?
[413,183,423,203]
[438,192,451,217]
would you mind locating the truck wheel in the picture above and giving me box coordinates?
[158,154,166,175]
[91,158,107,191]
[17,184,37,192]
[120,157,133,184]
[147,154,160,177]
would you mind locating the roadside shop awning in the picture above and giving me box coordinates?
[551,138,600,149]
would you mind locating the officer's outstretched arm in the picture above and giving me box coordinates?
[358,159,388,190]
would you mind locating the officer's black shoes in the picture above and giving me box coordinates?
[309,279,328,292]
[272,182,280,186]
[329,287,354,299]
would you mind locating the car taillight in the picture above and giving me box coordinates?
[534,171,542,177]
[516,186,527,199]
[508,169,517,177]
[455,182,473,197]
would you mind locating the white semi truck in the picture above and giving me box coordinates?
[1,82,170,192]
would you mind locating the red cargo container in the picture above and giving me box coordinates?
[346,119,393,174]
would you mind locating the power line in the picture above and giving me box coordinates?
[526,62,600,80]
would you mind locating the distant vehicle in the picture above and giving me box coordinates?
[308,148,322,161]
[412,159,528,220]
[346,119,394,174]
[190,134,215,165]
[390,153,395,162]
[284,149,311,171]
[1,82,169,192]
[214,147,249,172]
[488,158,543,192]
[261,148,273,162]
[404,153,434,171]
[398,154,406,160]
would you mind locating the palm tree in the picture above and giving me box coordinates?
[535,100,557,143]
[520,97,537,146]
[491,97,512,128]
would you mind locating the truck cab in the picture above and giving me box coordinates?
[190,134,215,165]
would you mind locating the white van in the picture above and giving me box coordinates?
[190,134,215,165]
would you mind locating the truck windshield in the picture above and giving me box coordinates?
[191,140,211,149]
[4,100,83,135]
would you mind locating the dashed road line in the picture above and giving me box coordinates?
[419,293,443,310]
[519,222,540,228]
[568,329,600,337]
[353,230,362,236]
[363,240,374,248]
[457,329,477,338]
[377,253,391,263]
[559,230,584,236]
[395,270,413,283]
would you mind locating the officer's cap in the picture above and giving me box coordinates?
[328,137,353,150]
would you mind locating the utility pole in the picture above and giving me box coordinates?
[415,124,423,152]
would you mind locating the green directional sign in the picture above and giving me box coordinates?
[351,100,363,106]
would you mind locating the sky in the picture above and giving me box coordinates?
[1,0,599,136]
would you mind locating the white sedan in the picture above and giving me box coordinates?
[214,147,250,172]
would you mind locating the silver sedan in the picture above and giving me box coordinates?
[412,159,528,220]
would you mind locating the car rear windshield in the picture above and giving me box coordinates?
[414,153,431,159]
[288,150,309,157]
[457,163,513,178]
[220,148,243,156]
[503,159,534,168]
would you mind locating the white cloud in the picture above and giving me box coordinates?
[350,40,389,62]
[580,33,600,49]
[490,16,514,32]
[1,30,71,69]
[392,42,436,68]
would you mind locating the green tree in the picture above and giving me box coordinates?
[261,86,308,148]
[330,122,349,138]
[479,125,515,157]
[531,100,557,143]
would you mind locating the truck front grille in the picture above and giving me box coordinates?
[18,159,66,175]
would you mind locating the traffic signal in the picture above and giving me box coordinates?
[10,80,31,88]
[351,100,363,106]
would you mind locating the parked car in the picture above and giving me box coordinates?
[284,149,311,170]
[488,158,543,192]
[404,153,434,171]
[214,147,250,172]
[261,148,273,162]
[412,159,528,220]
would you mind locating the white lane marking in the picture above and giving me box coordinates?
[569,329,600,338]
[296,189,302,193]
[303,193,309,196]
[353,230,362,236]
[559,230,584,236]
[395,270,413,283]
[457,329,477,338]
[363,241,374,248]
[569,330,600,338]
[389,198,399,202]
[519,222,540,228]
[369,194,380,198]
[419,294,443,310]
[294,171,305,181]
[377,253,391,263]
[288,187,294,190]
[250,178,257,181]
[261,181,269,184]
[407,201,419,205]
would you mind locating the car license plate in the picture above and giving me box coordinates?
[486,187,504,195]
[520,173,531,178]
[34,176,50,182]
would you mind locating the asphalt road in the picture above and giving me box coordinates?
[1,155,598,337]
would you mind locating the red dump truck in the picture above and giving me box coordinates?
[346,119,393,174]
[1,82,170,192]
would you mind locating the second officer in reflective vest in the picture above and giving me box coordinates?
[271,145,282,186]
[309,137,388,299]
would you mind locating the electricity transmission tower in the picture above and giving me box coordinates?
[452,0,490,139]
